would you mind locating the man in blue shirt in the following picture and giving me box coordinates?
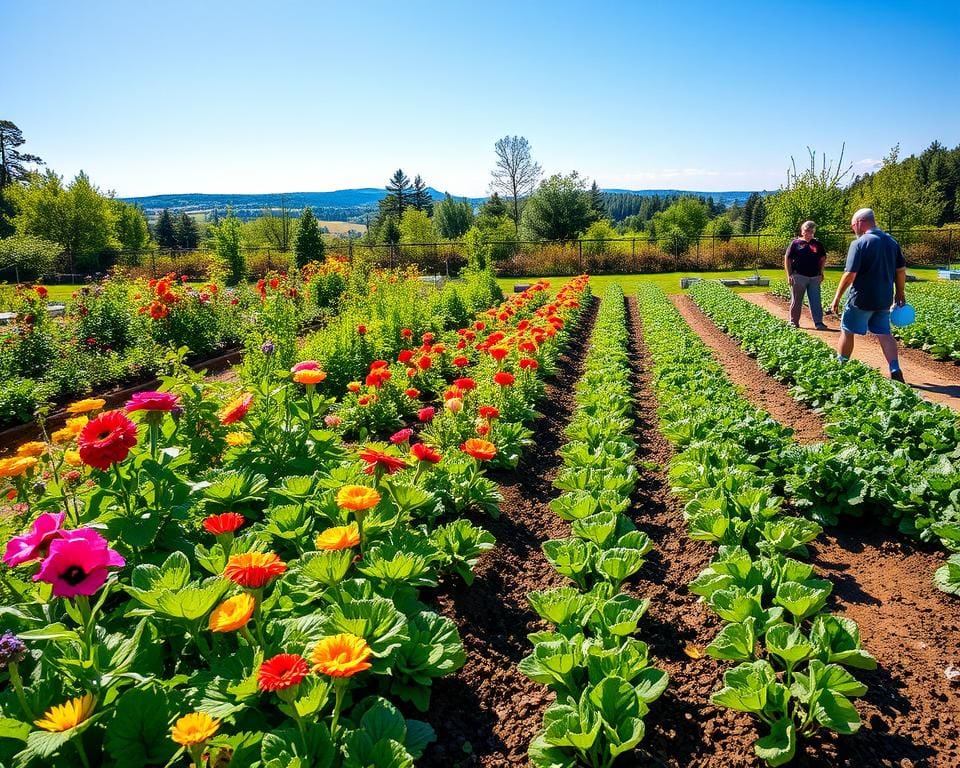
[829,208,907,382]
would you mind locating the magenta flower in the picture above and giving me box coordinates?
[125,391,181,413]
[390,428,413,445]
[33,529,125,598]
[3,512,66,568]
[291,360,320,372]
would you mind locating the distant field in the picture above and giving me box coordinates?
[322,220,366,235]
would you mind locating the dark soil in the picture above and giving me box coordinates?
[421,297,599,767]
[670,295,827,444]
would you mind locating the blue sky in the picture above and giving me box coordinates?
[4,0,959,197]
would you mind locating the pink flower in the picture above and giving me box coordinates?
[33,529,125,598]
[390,428,413,445]
[3,512,66,568]
[125,391,180,413]
[324,414,343,428]
[291,360,320,373]
[418,407,435,423]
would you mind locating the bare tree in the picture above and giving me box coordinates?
[490,135,542,235]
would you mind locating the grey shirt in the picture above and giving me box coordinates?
[844,228,905,310]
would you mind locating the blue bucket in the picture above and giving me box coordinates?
[890,303,916,327]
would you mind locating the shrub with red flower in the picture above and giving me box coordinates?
[405,388,420,399]
[493,371,516,387]
[416,355,432,371]
[453,356,469,367]
[390,428,413,445]
[461,438,497,461]
[258,654,310,693]
[478,405,500,420]
[78,411,138,470]
[453,377,476,391]
[220,394,253,425]
[519,358,539,370]
[418,407,435,422]
[398,349,414,364]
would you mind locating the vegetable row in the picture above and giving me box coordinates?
[637,284,877,767]
[0,275,589,767]
[521,285,667,768]
[689,281,960,595]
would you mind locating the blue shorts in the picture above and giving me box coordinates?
[841,306,891,336]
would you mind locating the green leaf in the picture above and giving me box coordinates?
[711,660,775,714]
[773,580,832,622]
[528,587,594,628]
[542,538,596,589]
[593,593,649,637]
[17,623,80,643]
[299,549,354,587]
[809,615,877,670]
[571,511,619,547]
[764,624,814,667]
[934,554,960,596]
[754,717,796,767]
[811,688,862,735]
[596,547,646,588]
[403,719,435,760]
[0,718,30,743]
[318,597,409,666]
[706,618,757,662]
[104,687,177,768]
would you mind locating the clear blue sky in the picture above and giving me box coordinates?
[4,0,959,197]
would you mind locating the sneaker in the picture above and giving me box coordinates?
[890,370,906,383]
[790,322,800,329]
[815,323,828,330]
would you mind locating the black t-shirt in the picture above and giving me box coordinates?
[785,237,825,277]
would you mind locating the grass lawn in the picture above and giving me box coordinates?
[497,266,947,296]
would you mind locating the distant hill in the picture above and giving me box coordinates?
[120,187,765,222]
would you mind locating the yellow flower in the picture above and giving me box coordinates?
[66,416,89,433]
[225,431,252,447]
[335,485,381,512]
[63,450,83,467]
[0,457,38,478]
[34,693,96,732]
[293,369,327,385]
[310,633,373,677]
[171,711,220,747]
[65,398,106,415]
[16,441,46,458]
[208,593,256,633]
[51,427,75,444]
[315,522,361,551]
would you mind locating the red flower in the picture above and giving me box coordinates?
[357,324,367,335]
[411,443,442,463]
[494,371,516,387]
[78,411,138,470]
[220,394,253,425]
[390,428,413,444]
[478,405,500,420]
[454,377,476,391]
[405,387,420,398]
[474,321,485,331]
[398,350,414,364]
[292,360,320,372]
[422,332,434,343]
[125,391,181,413]
[35,286,48,299]
[489,347,509,362]
[519,358,539,370]
[400,328,413,339]
[358,448,409,475]
[204,512,246,535]
[416,355,432,370]
[477,423,490,436]
[453,356,469,367]
[269,277,280,290]
[224,551,287,588]
[258,653,309,692]
[418,407,435,422]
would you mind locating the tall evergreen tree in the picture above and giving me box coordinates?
[156,209,178,248]
[0,121,44,236]
[588,181,606,220]
[382,169,411,218]
[741,193,759,233]
[295,206,325,267]
[112,200,150,251]
[434,193,473,238]
[176,213,200,249]
[481,193,508,218]
[411,175,433,215]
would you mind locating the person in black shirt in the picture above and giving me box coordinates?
[784,220,828,329]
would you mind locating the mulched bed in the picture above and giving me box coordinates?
[421,296,599,767]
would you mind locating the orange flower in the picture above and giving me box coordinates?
[293,369,327,385]
[310,633,373,677]
[16,442,46,458]
[461,438,497,461]
[335,485,381,511]
[0,457,38,478]
[315,522,361,551]
[66,398,105,415]
[63,450,82,467]
[171,711,220,746]
[208,593,256,632]
[219,394,253,425]
[223,552,287,588]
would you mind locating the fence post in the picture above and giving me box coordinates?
[949,229,954,270]
[578,240,583,273]
[756,233,761,264]
[348,239,353,264]
[151,250,157,278]
[631,238,636,262]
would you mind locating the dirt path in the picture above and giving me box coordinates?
[669,295,827,444]
[743,292,960,412]
[807,524,960,768]
[421,298,599,768]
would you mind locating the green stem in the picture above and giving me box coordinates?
[7,663,35,720]
[188,744,205,768]
[330,680,347,738]
[149,421,159,461]
[111,463,133,517]
[73,737,91,768]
